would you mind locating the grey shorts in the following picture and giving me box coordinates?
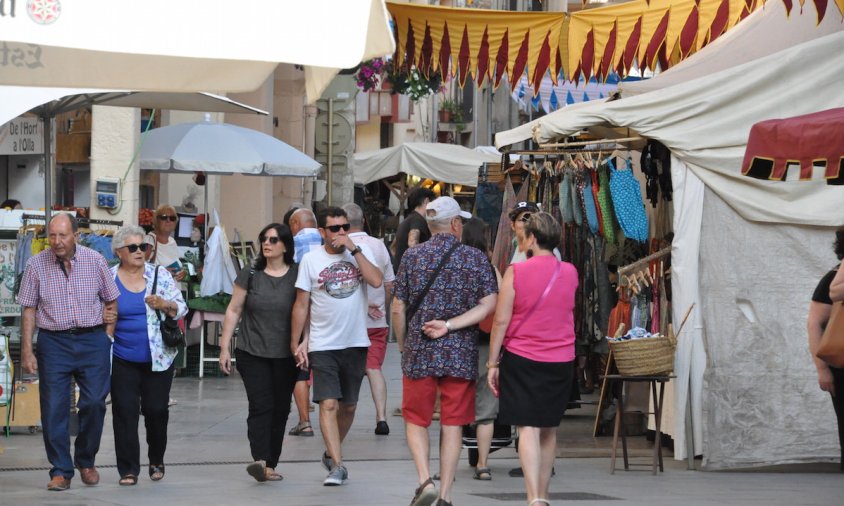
[309,347,367,404]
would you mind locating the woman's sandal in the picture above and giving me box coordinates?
[264,468,283,481]
[119,474,138,486]
[473,467,492,480]
[528,499,551,505]
[149,464,165,481]
[288,421,314,437]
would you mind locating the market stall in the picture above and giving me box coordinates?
[494,0,844,469]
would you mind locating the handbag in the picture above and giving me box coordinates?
[817,300,844,367]
[152,266,185,348]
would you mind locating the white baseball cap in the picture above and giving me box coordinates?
[425,196,472,221]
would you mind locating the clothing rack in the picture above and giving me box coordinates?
[538,136,643,149]
[618,245,671,277]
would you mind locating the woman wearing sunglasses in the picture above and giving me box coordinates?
[144,204,186,281]
[219,223,299,482]
[109,225,188,486]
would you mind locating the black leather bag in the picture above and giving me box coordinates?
[152,266,185,348]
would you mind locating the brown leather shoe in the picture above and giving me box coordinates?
[47,476,71,491]
[78,467,100,485]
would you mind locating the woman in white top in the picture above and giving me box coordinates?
[145,204,186,281]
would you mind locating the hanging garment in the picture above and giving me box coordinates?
[608,158,649,243]
[580,172,600,235]
[491,176,518,275]
[590,168,604,236]
[559,169,575,224]
[596,163,617,244]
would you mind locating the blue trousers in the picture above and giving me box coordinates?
[36,329,111,479]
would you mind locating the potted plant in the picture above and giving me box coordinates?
[439,97,456,123]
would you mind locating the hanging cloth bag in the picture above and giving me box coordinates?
[608,158,649,243]
[559,169,575,224]
[596,164,617,244]
[580,171,600,235]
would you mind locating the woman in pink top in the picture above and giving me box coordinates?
[487,212,578,506]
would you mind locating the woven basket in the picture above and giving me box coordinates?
[609,332,676,376]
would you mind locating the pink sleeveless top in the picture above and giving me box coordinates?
[504,255,578,362]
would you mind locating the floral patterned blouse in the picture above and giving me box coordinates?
[110,263,188,371]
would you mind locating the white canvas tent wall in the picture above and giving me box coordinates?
[494,2,844,468]
[353,143,501,187]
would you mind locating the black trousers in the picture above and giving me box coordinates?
[235,349,298,468]
[111,356,174,477]
[831,366,844,470]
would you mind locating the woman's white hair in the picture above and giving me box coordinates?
[112,225,147,253]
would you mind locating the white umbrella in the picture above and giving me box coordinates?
[139,119,321,177]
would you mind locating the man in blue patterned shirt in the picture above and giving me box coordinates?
[392,196,498,506]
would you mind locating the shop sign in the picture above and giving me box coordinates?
[0,117,43,155]
[0,240,20,316]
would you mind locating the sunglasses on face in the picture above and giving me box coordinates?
[157,215,178,222]
[518,213,532,223]
[324,223,351,233]
[260,236,281,245]
[122,243,151,253]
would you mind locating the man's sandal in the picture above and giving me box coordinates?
[410,477,438,506]
[288,421,314,437]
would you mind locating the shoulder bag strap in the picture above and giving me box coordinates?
[149,232,158,263]
[508,261,563,338]
[152,266,164,323]
[406,241,460,323]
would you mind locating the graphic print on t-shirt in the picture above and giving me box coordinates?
[318,261,361,299]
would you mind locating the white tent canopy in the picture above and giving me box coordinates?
[0,0,394,102]
[494,2,844,469]
[353,143,501,187]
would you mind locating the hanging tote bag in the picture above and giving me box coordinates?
[817,301,844,367]
[596,164,617,244]
[608,158,649,243]
[580,172,600,235]
[153,266,186,348]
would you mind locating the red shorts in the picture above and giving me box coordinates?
[402,376,475,427]
[365,327,388,370]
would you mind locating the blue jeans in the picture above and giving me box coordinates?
[36,329,112,479]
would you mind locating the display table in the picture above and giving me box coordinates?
[189,310,232,378]
[604,374,674,475]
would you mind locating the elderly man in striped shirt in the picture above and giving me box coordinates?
[18,213,120,491]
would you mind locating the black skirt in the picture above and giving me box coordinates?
[497,349,574,428]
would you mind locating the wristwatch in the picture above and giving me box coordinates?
[445,320,453,332]
[350,246,363,256]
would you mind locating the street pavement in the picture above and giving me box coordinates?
[1,344,841,505]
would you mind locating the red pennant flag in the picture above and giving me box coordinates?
[510,31,531,91]
[440,22,452,80]
[679,6,699,57]
[493,29,509,88]
[532,31,553,91]
[476,27,491,87]
[643,11,670,71]
[458,24,471,87]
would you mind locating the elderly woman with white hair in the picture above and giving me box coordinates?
[109,225,187,486]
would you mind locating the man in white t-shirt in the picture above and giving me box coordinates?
[343,203,395,436]
[291,206,383,487]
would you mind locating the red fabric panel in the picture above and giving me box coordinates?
[420,24,434,76]
[782,0,793,16]
[406,20,416,68]
[814,0,829,23]
[458,25,471,87]
[620,17,642,76]
[440,22,452,80]
[741,108,844,182]
[494,29,509,88]
[476,27,491,86]
[644,11,670,70]
[510,31,531,91]
[532,31,552,91]
[679,7,699,57]
[709,0,730,43]
[599,22,617,81]
[580,29,595,82]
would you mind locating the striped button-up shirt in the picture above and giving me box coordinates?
[18,244,120,332]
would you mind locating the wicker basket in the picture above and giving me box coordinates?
[609,332,676,376]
